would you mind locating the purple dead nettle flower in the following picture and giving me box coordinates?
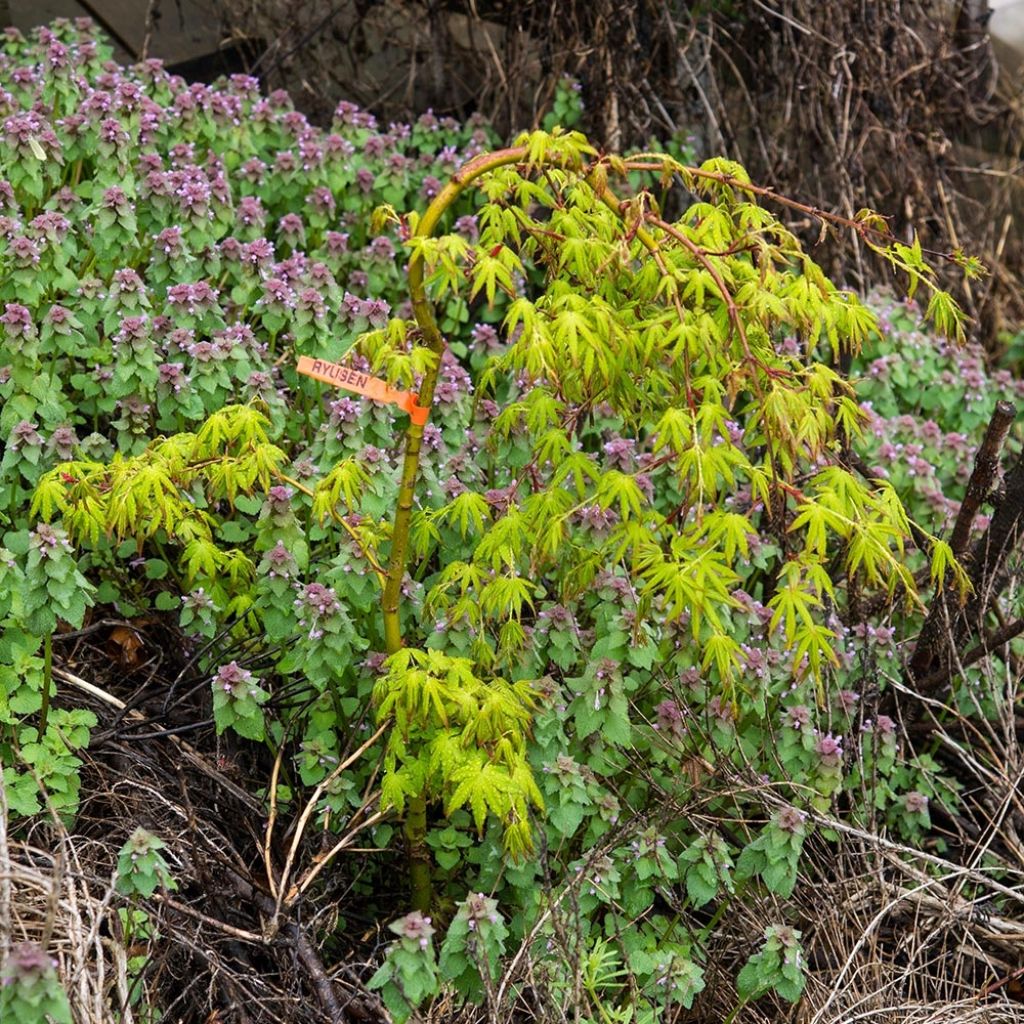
[653,699,687,739]
[47,425,79,460]
[114,79,144,113]
[182,587,215,612]
[164,328,195,355]
[278,213,305,247]
[296,287,326,320]
[298,139,324,171]
[98,116,129,152]
[873,714,897,738]
[904,791,929,814]
[141,168,173,202]
[602,436,635,470]
[227,71,260,97]
[391,911,434,950]
[421,423,443,451]
[209,92,242,127]
[31,522,72,557]
[115,394,151,424]
[363,298,390,328]
[576,504,617,531]
[4,111,60,160]
[188,340,221,364]
[815,732,843,767]
[236,195,265,230]
[837,689,860,714]
[420,175,442,200]
[732,588,772,626]
[9,419,42,450]
[101,185,133,217]
[249,98,275,128]
[29,210,70,244]
[115,316,150,353]
[109,268,146,302]
[367,235,395,261]
[220,323,257,354]
[259,277,295,313]
[214,661,263,701]
[774,806,806,834]
[436,144,460,171]
[349,269,369,290]
[239,157,266,186]
[740,644,768,679]
[417,108,440,131]
[281,109,309,137]
[334,99,361,125]
[274,150,298,175]
[10,234,39,266]
[294,581,343,640]
[324,133,355,161]
[268,254,303,288]
[339,291,363,323]
[1,302,34,339]
[219,236,244,264]
[264,484,293,519]
[242,238,275,271]
[356,167,375,194]
[707,695,734,726]
[783,703,813,731]
[324,231,348,257]
[245,369,278,402]
[454,214,479,241]
[442,476,467,498]
[328,396,361,431]
[386,152,412,175]
[308,262,337,294]
[362,133,389,157]
[306,186,335,218]
[176,178,212,218]
[157,362,188,394]
[3,942,58,984]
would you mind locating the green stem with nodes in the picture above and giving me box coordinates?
[382,145,527,654]
[383,146,526,912]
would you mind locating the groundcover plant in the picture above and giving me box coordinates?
[0,17,1002,1024]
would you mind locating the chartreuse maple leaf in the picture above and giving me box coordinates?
[373,648,543,854]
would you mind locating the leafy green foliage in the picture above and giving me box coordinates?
[0,943,73,1024]
[375,648,542,856]
[368,912,440,1023]
[438,893,509,1002]
[0,17,999,1024]
[736,925,806,1004]
[116,827,177,899]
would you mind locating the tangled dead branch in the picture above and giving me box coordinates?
[215,0,1024,341]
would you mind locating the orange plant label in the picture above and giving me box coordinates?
[296,356,430,425]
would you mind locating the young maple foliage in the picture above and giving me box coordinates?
[35,130,975,881]
[10,18,988,1010]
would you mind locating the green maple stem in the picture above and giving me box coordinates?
[381,145,528,654]
[382,146,526,912]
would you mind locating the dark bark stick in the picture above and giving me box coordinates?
[909,426,1024,696]
[225,867,350,1023]
[914,615,1024,693]
[948,400,1015,559]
